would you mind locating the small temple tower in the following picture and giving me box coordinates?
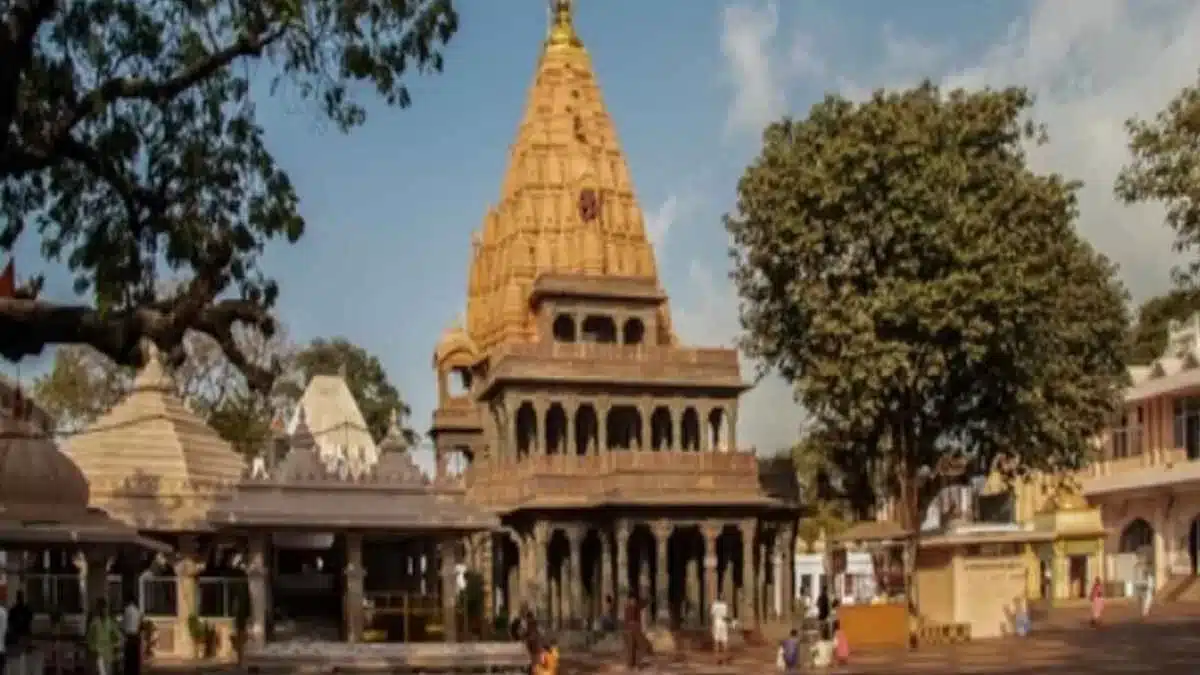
[430,1,798,631]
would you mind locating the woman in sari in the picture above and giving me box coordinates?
[1089,577,1105,627]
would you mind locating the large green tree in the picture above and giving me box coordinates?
[1,0,458,389]
[1126,289,1200,365]
[1117,73,1200,287]
[286,338,417,447]
[726,84,1129,541]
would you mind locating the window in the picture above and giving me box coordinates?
[1174,397,1200,460]
[23,574,82,614]
[1110,408,1144,459]
[197,578,249,618]
[141,576,179,617]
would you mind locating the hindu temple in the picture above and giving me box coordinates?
[430,0,800,634]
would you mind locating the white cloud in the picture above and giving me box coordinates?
[690,0,1200,454]
[646,195,680,249]
[721,1,783,137]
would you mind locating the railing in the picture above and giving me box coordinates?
[489,341,739,368]
[1085,446,1188,476]
[463,449,762,508]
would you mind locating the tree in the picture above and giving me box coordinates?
[1117,73,1200,287]
[288,338,417,447]
[34,324,295,457]
[1126,289,1200,365]
[726,84,1129,547]
[1,0,459,389]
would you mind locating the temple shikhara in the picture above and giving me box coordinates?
[431,0,797,631]
[0,3,796,674]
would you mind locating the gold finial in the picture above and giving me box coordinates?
[547,0,580,48]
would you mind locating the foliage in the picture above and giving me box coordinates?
[286,337,417,445]
[726,83,1130,533]
[1,0,459,388]
[1126,289,1200,365]
[1117,73,1200,286]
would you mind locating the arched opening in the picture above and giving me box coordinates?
[681,408,701,451]
[707,408,727,451]
[581,315,618,344]
[1119,518,1154,554]
[622,318,645,345]
[605,405,642,451]
[574,404,599,455]
[545,403,568,455]
[1118,517,1156,586]
[447,445,473,473]
[516,402,538,459]
[552,314,577,343]
[447,366,472,398]
[650,406,673,451]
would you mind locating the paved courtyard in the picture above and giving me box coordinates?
[564,604,1200,674]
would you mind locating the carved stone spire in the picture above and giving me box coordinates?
[463,2,669,353]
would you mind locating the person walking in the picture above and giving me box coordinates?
[122,595,143,675]
[86,599,121,675]
[1140,573,1155,618]
[622,595,642,670]
[1089,577,1105,627]
[709,593,730,665]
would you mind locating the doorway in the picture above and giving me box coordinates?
[1068,555,1088,598]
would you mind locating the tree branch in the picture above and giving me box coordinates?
[0,0,57,152]
[0,294,279,392]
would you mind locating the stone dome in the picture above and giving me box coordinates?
[0,414,90,519]
[433,323,479,368]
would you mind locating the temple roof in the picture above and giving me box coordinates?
[66,347,245,529]
[463,0,673,352]
[288,374,378,468]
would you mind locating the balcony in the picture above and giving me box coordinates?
[1079,447,1200,496]
[478,342,746,394]
[461,449,771,511]
[430,399,482,432]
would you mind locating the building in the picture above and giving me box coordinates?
[1079,311,1200,595]
[429,2,799,630]
[1,344,525,672]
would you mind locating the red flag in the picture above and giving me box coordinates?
[0,259,13,298]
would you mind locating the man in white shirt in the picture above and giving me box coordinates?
[122,597,142,675]
[710,594,730,664]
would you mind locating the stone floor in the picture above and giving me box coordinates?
[563,603,1200,674]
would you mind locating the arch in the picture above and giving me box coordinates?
[605,405,642,451]
[515,402,538,459]
[552,314,577,343]
[1119,518,1154,555]
[545,403,568,455]
[681,408,701,451]
[574,404,598,455]
[581,315,618,344]
[649,407,673,451]
[447,366,472,398]
[622,318,646,345]
[707,408,728,452]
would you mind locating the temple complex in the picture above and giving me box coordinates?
[429,0,799,632]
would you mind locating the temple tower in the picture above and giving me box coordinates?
[430,1,797,630]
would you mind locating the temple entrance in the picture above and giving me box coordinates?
[270,532,345,642]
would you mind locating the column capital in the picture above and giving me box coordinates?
[615,519,632,539]
[701,522,723,543]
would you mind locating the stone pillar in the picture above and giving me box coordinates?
[175,536,201,657]
[615,520,630,610]
[780,524,795,621]
[424,540,438,595]
[772,548,783,619]
[700,408,711,452]
[533,400,548,456]
[638,401,652,451]
[81,548,110,615]
[597,399,611,453]
[479,533,494,628]
[652,520,671,625]
[728,406,739,450]
[533,523,550,619]
[740,520,756,623]
[343,533,365,643]
[439,538,459,642]
[599,530,613,619]
[246,533,269,649]
[567,528,584,628]
[563,404,575,455]
[701,523,720,626]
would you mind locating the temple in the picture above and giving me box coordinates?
[1,350,526,673]
[430,0,800,633]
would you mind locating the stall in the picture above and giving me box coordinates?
[829,521,910,649]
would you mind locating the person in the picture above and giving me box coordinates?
[777,628,800,673]
[0,586,8,675]
[7,591,31,675]
[710,593,730,664]
[1014,597,1030,637]
[1140,573,1155,618]
[622,595,641,669]
[122,596,143,675]
[833,619,849,666]
[86,599,121,675]
[533,636,559,675]
[1089,577,1104,627]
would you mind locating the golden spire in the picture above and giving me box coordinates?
[547,0,581,48]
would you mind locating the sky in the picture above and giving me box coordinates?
[9,0,1200,470]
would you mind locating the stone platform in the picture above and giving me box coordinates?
[244,641,529,674]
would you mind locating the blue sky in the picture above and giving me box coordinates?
[10,0,1200,459]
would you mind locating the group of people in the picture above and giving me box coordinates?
[0,588,143,675]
